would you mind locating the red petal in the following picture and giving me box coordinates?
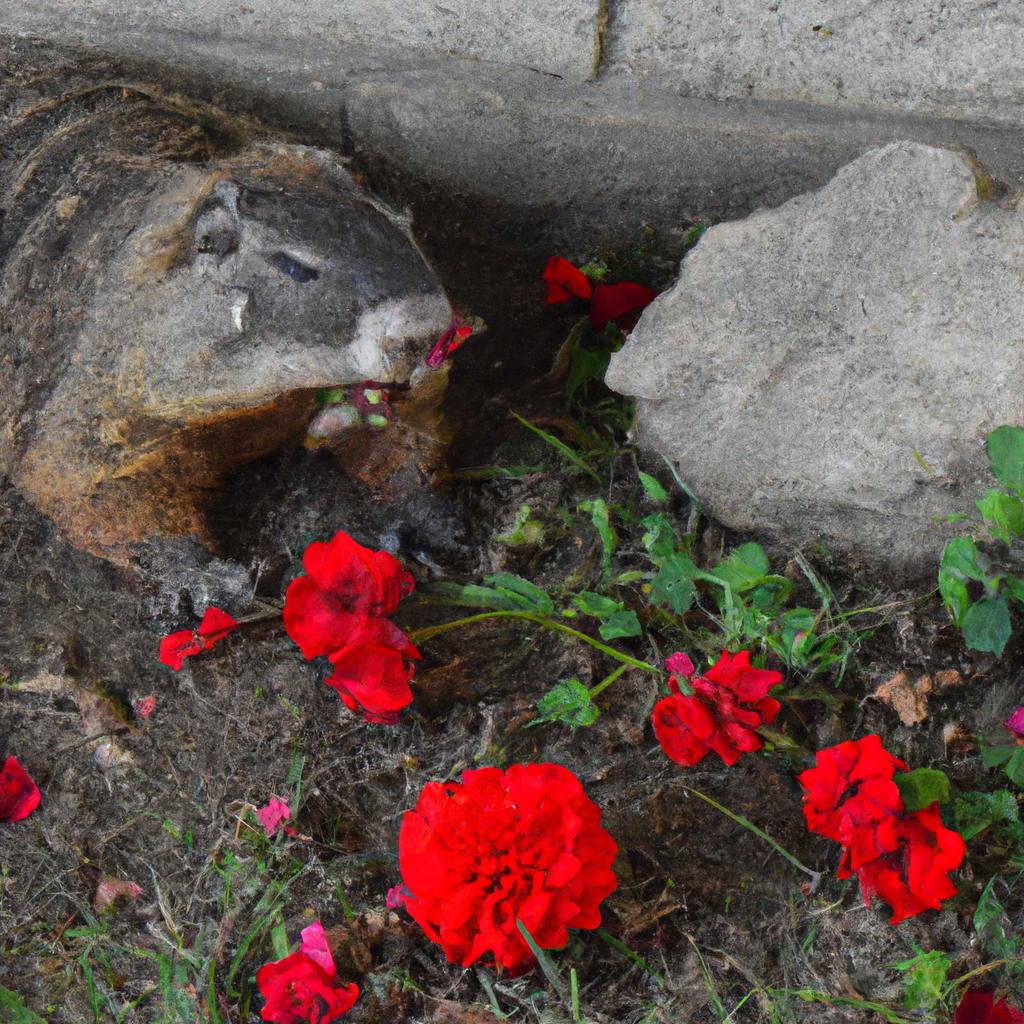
[543,257,593,304]
[197,607,238,646]
[590,281,657,330]
[159,630,202,671]
[0,756,41,822]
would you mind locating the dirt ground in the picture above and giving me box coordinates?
[1,35,1023,1024]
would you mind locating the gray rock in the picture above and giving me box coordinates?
[608,1,1024,126]
[0,81,452,560]
[605,142,1024,580]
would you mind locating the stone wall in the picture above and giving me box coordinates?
[3,1,1023,250]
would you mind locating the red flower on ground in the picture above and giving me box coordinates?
[324,616,421,724]
[256,797,292,837]
[590,281,657,331]
[399,763,618,976]
[543,257,593,304]
[652,650,782,767]
[954,989,1024,1024]
[799,734,907,869]
[427,315,474,368]
[1004,706,1024,741]
[256,921,359,1024]
[0,756,40,822]
[840,802,965,924]
[284,531,413,660]
[159,607,239,671]
[799,736,965,924]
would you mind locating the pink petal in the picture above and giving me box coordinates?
[1005,706,1024,738]
[255,797,291,837]
[94,877,143,912]
[299,920,337,976]
[665,652,695,679]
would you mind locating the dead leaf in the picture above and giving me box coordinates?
[872,670,932,726]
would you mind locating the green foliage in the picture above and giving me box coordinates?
[0,985,48,1024]
[955,789,1023,842]
[574,592,641,641]
[973,878,1024,976]
[482,573,556,614]
[939,425,1024,656]
[497,503,545,546]
[578,499,615,587]
[892,947,951,1013]
[638,471,668,504]
[533,679,601,729]
[981,743,1024,788]
[893,768,951,812]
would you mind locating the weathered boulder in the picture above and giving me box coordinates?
[0,83,452,560]
[605,142,1024,581]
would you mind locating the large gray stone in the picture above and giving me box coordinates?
[608,1,1024,126]
[605,142,1024,581]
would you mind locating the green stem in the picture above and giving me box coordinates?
[589,663,629,698]
[407,610,660,675]
[678,784,821,884]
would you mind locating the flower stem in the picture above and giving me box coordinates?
[678,784,821,885]
[589,663,629,698]
[407,610,660,675]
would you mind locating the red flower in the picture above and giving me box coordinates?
[159,607,239,671]
[256,921,359,1024]
[399,763,618,976]
[652,650,782,767]
[324,616,421,724]
[840,803,965,924]
[284,531,413,660]
[954,989,1024,1024]
[428,315,474,368]
[543,257,593,304]
[799,734,907,868]
[799,736,964,924]
[0,756,40,822]
[590,281,657,332]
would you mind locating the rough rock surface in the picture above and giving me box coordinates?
[0,80,452,559]
[606,142,1024,581]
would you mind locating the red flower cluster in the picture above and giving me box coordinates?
[159,607,239,671]
[799,735,966,923]
[0,756,40,822]
[284,531,420,723]
[256,921,359,1024]
[652,650,782,767]
[954,989,1024,1024]
[543,256,657,331]
[398,763,618,975]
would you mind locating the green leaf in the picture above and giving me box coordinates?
[270,922,291,960]
[1005,576,1024,604]
[892,947,950,1012]
[510,411,601,483]
[973,877,1020,962]
[650,553,698,613]
[955,789,1019,841]
[515,920,568,999]
[482,573,555,614]
[1006,747,1024,787]
[893,768,951,812]
[977,489,1024,543]
[940,536,988,582]
[496,504,545,546]
[0,986,48,1024]
[962,594,1012,656]
[579,498,615,586]
[711,543,771,593]
[980,744,1016,769]
[533,678,600,730]
[574,592,642,640]
[640,512,676,560]
[421,581,540,612]
[638,471,669,504]
[938,569,971,626]
[565,348,610,406]
[988,425,1024,493]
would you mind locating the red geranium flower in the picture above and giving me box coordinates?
[954,989,1024,1024]
[839,802,965,924]
[284,531,413,660]
[256,921,359,1024]
[652,650,782,767]
[399,763,618,976]
[159,607,239,671]
[543,257,593,304]
[590,281,657,332]
[428,315,474,368]
[799,734,907,869]
[0,756,41,822]
[324,616,421,724]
